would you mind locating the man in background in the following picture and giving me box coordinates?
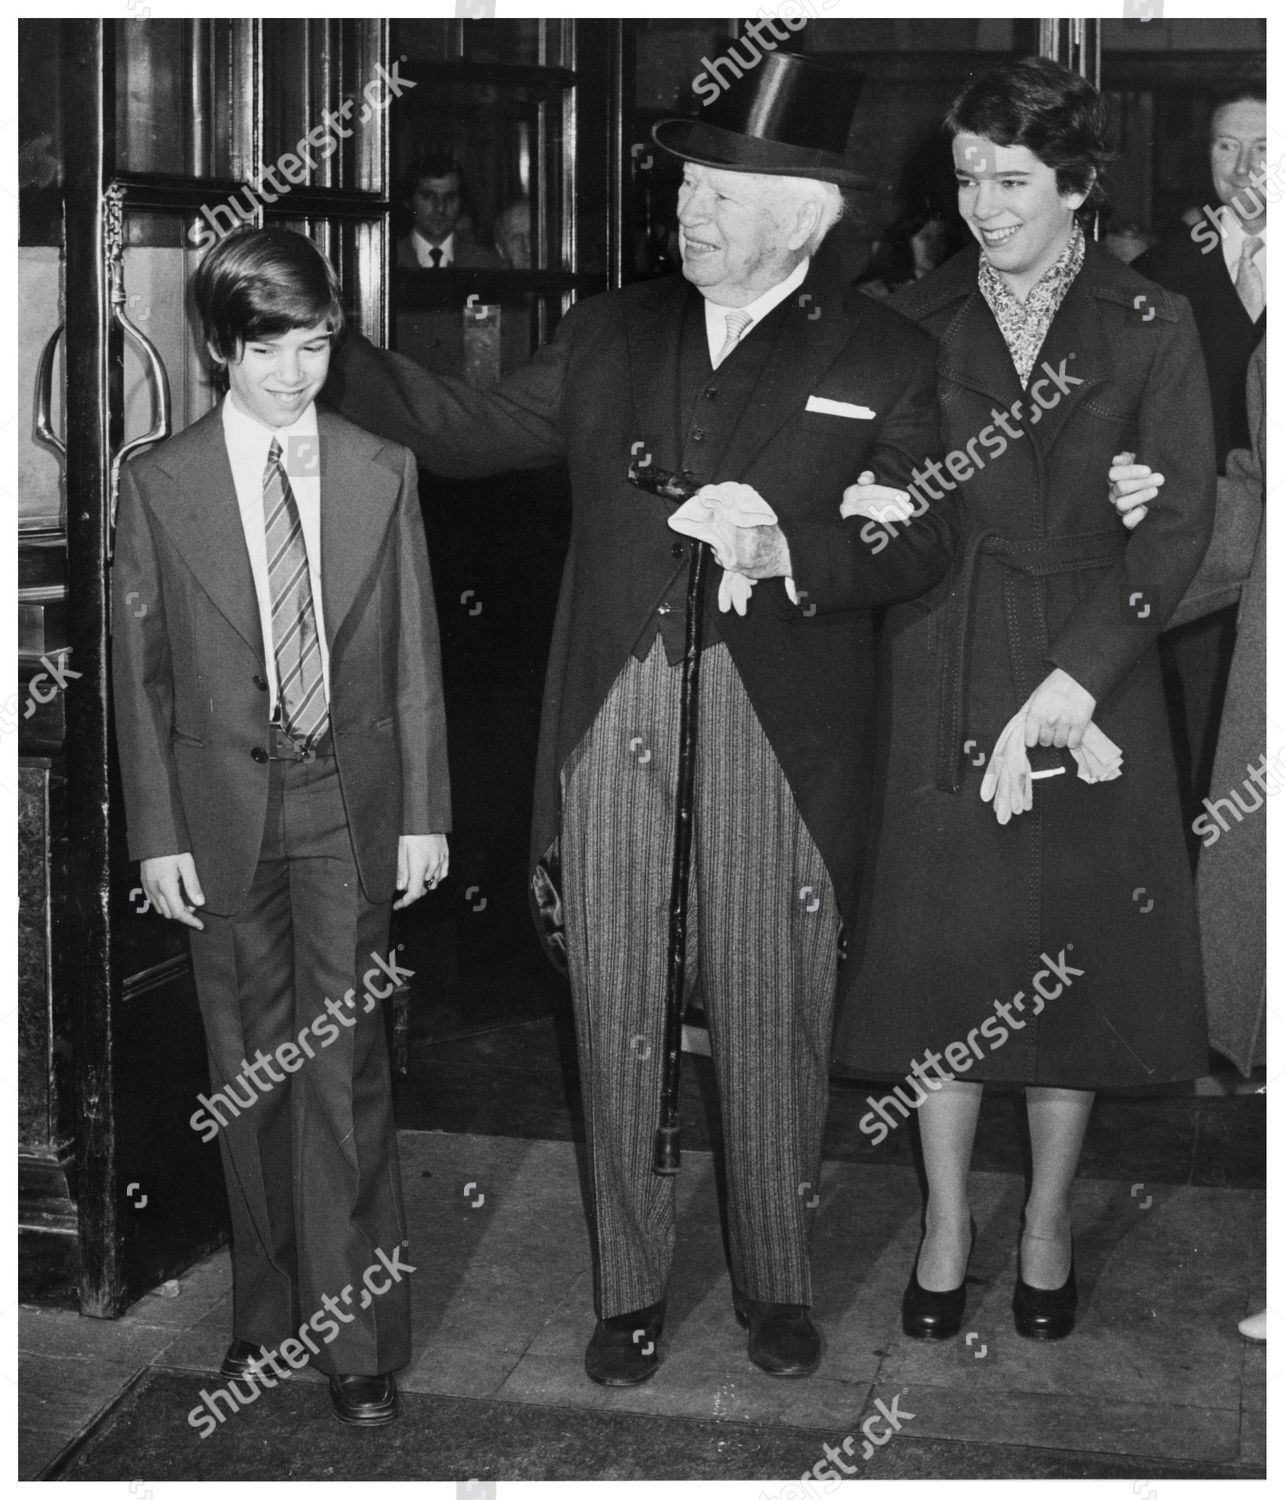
[1133,84,1266,834]
[395,154,505,270]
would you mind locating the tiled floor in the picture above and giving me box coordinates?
[22,1117,1268,1482]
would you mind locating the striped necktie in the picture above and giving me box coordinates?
[713,308,753,367]
[1235,235,1265,321]
[264,437,328,747]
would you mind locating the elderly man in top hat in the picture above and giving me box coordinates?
[325,50,954,1382]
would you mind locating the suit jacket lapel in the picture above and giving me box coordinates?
[317,408,402,649]
[149,409,265,665]
[715,261,857,479]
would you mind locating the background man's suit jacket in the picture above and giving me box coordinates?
[324,249,953,951]
[395,232,505,270]
[1133,223,1266,470]
[112,405,450,917]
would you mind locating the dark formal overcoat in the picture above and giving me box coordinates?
[323,251,956,962]
[833,241,1217,1089]
[1132,221,1265,470]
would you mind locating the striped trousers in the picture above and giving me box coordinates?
[560,637,839,1317]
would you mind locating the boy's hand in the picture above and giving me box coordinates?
[394,833,449,909]
[140,853,206,929]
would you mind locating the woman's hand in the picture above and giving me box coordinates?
[1023,668,1096,750]
[1108,449,1164,531]
[981,669,1096,823]
[839,469,917,524]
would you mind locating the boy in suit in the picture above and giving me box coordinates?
[112,228,450,1427]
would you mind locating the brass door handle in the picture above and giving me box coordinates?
[107,246,172,554]
[35,321,65,459]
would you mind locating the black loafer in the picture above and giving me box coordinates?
[1014,1257,1077,1340]
[732,1291,821,1377]
[328,1372,399,1425]
[220,1338,270,1380]
[584,1301,665,1386]
[901,1219,976,1340]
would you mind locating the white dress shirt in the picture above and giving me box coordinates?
[1217,207,1267,302]
[702,256,811,365]
[411,229,455,268]
[221,393,331,717]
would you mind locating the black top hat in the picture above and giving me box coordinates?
[652,50,869,190]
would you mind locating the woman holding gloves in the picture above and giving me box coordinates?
[833,55,1215,1342]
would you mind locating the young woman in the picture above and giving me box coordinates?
[833,56,1216,1341]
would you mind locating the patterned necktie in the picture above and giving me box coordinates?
[264,438,328,747]
[713,308,753,367]
[1235,235,1265,321]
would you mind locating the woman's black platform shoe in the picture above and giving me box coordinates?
[901,1219,977,1340]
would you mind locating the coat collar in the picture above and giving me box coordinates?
[142,404,401,664]
[898,240,1115,452]
[624,254,860,481]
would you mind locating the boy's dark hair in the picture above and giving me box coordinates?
[945,55,1112,217]
[192,227,345,367]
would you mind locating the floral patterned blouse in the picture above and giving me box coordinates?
[977,218,1086,388]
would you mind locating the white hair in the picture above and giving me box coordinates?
[763,174,846,256]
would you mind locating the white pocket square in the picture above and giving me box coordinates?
[806,395,876,419]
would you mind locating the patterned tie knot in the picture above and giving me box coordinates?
[1242,235,1264,261]
[724,309,753,343]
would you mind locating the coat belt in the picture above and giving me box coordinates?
[935,527,1130,794]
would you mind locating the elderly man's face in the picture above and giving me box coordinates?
[495,203,531,268]
[676,164,809,306]
[1210,99,1267,230]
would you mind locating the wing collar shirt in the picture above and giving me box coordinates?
[221,393,332,719]
[702,255,811,365]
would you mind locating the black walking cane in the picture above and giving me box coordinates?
[627,461,709,1175]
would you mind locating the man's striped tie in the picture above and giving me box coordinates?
[264,437,328,748]
[713,308,754,368]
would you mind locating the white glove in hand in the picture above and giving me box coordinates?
[669,483,798,613]
[981,709,1123,822]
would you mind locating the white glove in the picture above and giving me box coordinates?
[669,483,798,614]
[981,708,1123,823]
[718,571,757,616]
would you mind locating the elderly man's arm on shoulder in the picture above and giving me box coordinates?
[777,330,956,613]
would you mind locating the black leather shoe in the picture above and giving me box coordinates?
[732,1291,821,1377]
[584,1301,665,1386]
[1014,1256,1077,1340]
[901,1218,976,1340]
[328,1372,399,1425]
[220,1339,270,1380]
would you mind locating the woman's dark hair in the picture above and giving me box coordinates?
[192,226,345,366]
[944,55,1112,216]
